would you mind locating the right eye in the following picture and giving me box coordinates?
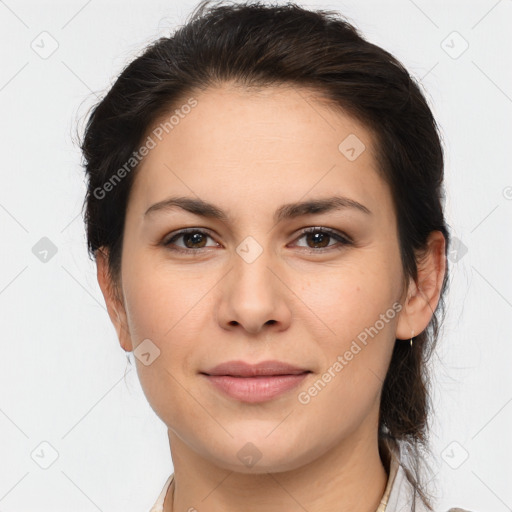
[162,228,219,253]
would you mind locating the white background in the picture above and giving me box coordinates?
[0,0,511,510]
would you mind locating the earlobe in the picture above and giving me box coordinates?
[395,231,447,341]
[95,248,133,352]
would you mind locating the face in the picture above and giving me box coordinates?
[103,84,413,473]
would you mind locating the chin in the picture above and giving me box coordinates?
[204,434,316,475]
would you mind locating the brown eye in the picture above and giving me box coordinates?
[304,231,331,248]
[164,229,217,252]
[181,231,208,249]
[293,227,352,251]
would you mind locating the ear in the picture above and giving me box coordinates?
[396,231,447,341]
[96,248,133,352]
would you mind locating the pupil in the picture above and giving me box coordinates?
[186,232,205,248]
[308,232,329,248]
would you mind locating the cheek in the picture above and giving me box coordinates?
[294,269,398,432]
[122,254,206,343]
[121,257,215,390]
[300,260,397,336]
[123,275,172,346]
[121,263,208,425]
[298,259,400,398]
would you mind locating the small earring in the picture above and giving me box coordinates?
[410,330,415,348]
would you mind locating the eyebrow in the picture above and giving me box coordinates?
[144,195,372,223]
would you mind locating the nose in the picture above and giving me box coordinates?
[216,246,292,336]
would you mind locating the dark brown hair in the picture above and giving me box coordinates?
[79,1,450,509]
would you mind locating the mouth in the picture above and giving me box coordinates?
[200,360,312,403]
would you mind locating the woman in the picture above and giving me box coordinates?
[79,1,471,511]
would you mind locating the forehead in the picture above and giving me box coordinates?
[128,84,391,221]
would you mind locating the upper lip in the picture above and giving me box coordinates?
[202,360,310,377]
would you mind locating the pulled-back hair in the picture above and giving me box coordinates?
[79,2,450,509]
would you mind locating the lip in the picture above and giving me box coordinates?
[202,359,309,377]
[200,360,311,403]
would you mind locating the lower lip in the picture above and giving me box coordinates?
[202,373,310,403]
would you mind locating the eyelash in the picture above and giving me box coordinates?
[162,227,353,254]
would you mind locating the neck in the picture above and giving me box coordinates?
[163,427,388,512]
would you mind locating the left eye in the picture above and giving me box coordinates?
[293,227,352,251]
[163,227,352,253]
